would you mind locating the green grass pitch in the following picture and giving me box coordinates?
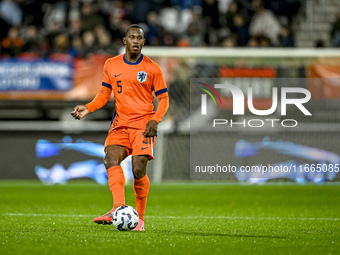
[0,181,339,255]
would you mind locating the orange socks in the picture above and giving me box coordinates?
[107,167,150,220]
[107,166,125,209]
[134,175,150,221]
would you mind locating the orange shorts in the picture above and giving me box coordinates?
[104,127,156,160]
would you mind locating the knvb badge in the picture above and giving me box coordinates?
[197,82,312,128]
[137,71,147,83]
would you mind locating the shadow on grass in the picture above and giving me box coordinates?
[149,230,287,239]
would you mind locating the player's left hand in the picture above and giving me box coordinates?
[144,120,158,137]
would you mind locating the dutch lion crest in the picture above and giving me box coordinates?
[137,71,147,83]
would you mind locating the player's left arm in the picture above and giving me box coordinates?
[145,92,169,137]
[144,63,169,137]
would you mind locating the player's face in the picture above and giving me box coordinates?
[123,28,145,54]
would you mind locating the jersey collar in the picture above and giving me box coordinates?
[123,54,143,65]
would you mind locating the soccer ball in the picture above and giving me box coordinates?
[112,205,139,231]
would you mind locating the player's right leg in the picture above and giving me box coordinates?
[93,144,128,225]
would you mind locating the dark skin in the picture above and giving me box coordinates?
[71,27,157,179]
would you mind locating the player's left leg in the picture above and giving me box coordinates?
[129,128,156,231]
[131,155,150,231]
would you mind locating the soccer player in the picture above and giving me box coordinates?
[71,24,169,231]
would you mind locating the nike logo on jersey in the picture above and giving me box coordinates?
[115,73,122,77]
[141,147,148,150]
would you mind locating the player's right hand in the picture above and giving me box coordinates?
[71,105,89,120]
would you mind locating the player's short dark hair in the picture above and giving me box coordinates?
[125,24,144,37]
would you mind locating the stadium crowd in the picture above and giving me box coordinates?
[0,0,306,58]
[0,0,339,58]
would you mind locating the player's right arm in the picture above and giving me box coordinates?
[71,59,113,120]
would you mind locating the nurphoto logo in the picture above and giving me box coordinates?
[198,83,312,128]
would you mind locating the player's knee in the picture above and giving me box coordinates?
[132,167,146,179]
[132,156,148,179]
[103,154,120,169]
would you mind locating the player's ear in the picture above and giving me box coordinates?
[123,37,126,45]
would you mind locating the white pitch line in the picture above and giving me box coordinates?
[2,213,339,221]
[2,213,93,217]
[149,216,340,221]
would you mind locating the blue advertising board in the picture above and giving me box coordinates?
[0,58,73,91]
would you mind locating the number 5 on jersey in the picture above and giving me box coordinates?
[117,81,122,93]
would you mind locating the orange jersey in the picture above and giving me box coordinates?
[87,54,168,130]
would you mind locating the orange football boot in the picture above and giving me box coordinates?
[93,208,115,225]
[132,219,145,231]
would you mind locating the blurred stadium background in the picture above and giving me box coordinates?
[1,0,340,183]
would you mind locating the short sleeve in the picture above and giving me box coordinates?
[102,59,112,89]
[152,63,168,96]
